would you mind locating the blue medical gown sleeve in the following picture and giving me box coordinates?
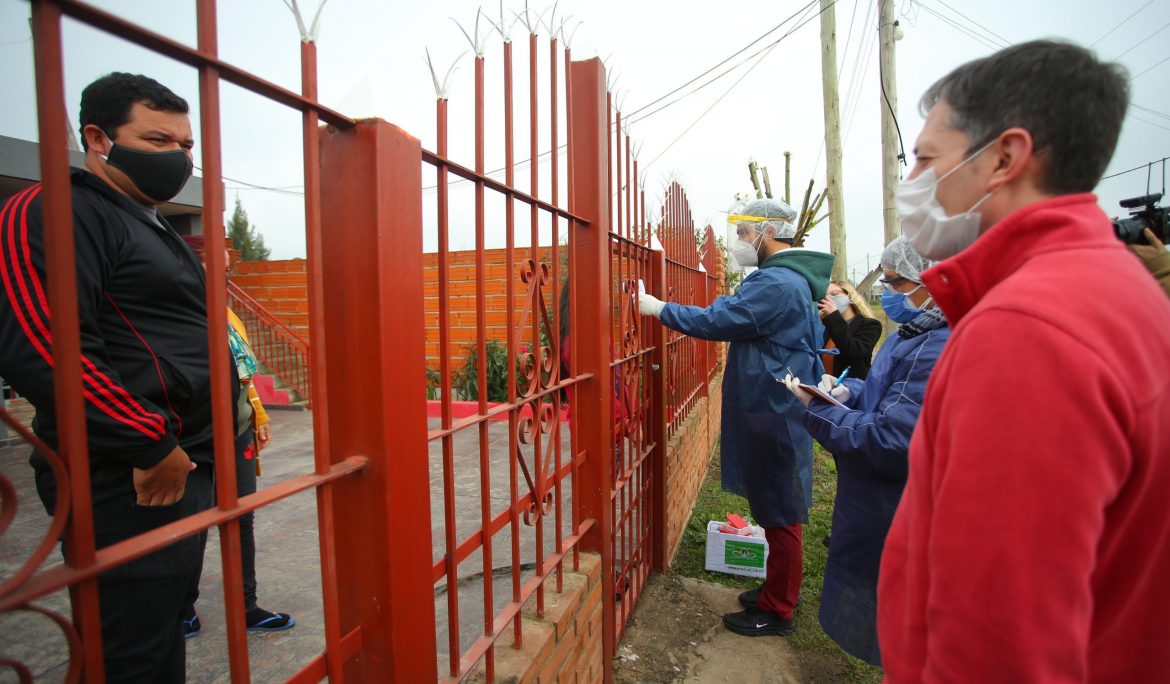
[660,273,806,343]
[801,329,946,478]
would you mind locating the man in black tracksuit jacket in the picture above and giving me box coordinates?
[0,73,236,682]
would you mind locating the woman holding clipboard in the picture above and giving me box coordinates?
[781,236,949,666]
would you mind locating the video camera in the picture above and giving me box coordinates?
[1112,193,1168,246]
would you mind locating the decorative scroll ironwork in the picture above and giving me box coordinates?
[514,258,562,526]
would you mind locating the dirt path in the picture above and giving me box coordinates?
[614,574,851,683]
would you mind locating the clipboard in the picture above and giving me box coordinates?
[798,383,848,408]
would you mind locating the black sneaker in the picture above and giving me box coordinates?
[738,586,802,611]
[722,607,795,637]
[738,586,761,610]
[183,613,201,639]
[245,608,296,633]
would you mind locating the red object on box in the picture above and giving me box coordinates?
[727,513,748,529]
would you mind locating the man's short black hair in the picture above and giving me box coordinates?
[920,40,1129,195]
[79,72,189,151]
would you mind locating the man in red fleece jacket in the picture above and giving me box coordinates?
[878,40,1170,682]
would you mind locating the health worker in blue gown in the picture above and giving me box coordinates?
[638,198,834,638]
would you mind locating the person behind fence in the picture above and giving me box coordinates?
[782,236,948,666]
[638,198,834,637]
[817,279,881,380]
[0,73,226,682]
[877,40,1170,681]
[180,237,295,637]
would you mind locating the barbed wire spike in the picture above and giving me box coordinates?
[486,0,521,42]
[281,0,330,42]
[426,47,467,100]
[561,19,584,48]
[451,9,489,57]
[512,0,538,36]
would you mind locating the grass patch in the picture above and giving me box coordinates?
[673,442,884,684]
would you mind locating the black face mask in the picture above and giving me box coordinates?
[103,142,193,203]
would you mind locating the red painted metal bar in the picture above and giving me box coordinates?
[550,33,565,596]
[433,93,461,676]
[317,119,436,681]
[650,239,669,570]
[194,3,251,678]
[0,457,368,613]
[470,52,497,681]
[526,29,547,621]
[502,35,524,649]
[419,150,586,225]
[439,519,596,684]
[564,43,583,577]
[52,0,354,128]
[429,454,588,583]
[28,2,104,678]
[568,57,616,684]
[299,37,348,684]
[284,625,363,684]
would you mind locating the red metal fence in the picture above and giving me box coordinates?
[1,2,721,683]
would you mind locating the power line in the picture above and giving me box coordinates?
[1089,0,1153,48]
[625,0,823,127]
[1100,156,1169,182]
[916,3,1002,51]
[1112,19,1170,61]
[642,0,834,172]
[623,0,820,120]
[1131,54,1170,80]
[1132,103,1170,123]
[933,0,1011,47]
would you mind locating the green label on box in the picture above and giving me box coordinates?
[724,540,765,568]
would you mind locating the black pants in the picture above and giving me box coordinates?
[185,430,259,615]
[61,463,213,683]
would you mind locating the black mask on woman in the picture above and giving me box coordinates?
[103,142,193,203]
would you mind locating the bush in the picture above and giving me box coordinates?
[452,339,513,402]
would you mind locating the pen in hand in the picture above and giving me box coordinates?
[832,367,851,388]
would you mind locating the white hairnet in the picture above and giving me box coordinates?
[880,235,932,283]
[734,198,798,240]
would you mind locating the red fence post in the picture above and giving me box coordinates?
[648,240,668,572]
[317,119,436,681]
[568,57,616,680]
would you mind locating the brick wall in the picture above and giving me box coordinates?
[663,371,724,567]
[470,552,604,683]
[233,248,562,372]
[232,258,310,337]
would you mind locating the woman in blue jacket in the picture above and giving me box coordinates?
[640,198,834,637]
[783,236,949,664]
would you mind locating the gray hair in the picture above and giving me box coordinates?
[919,40,1128,195]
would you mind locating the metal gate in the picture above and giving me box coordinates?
[1,2,718,682]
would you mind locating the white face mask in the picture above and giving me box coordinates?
[830,294,851,312]
[897,140,997,260]
[730,232,763,268]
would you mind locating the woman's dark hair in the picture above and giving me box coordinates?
[79,72,189,151]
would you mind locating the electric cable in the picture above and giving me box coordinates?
[1089,0,1153,48]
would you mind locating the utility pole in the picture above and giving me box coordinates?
[820,0,847,281]
[879,0,902,247]
[783,151,792,204]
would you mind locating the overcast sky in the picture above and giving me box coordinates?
[1,0,1167,278]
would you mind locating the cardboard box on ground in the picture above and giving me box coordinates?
[704,520,769,578]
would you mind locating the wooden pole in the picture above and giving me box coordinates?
[784,151,792,204]
[879,0,901,247]
[820,0,847,280]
